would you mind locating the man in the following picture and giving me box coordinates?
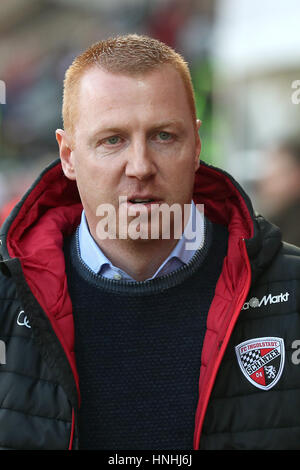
[0,34,300,450]
[257,136,300,247]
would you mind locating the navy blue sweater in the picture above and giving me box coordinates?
[64,218,228,450]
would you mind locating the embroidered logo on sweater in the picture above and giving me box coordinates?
[235,337,285,390]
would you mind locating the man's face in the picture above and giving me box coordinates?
[58,64,201,242]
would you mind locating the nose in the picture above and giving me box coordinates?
[125,138,156,181]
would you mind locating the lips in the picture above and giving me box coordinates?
[119,194,162,212]
[130,198,155,204]
[127,194,161,204]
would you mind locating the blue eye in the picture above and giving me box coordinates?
[158,131,171,141]
[106,136,120,145]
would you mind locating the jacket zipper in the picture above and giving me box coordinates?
[193,238,252,449]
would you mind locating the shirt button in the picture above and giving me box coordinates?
[113,273,122,280]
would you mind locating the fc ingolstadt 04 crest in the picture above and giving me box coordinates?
[235,337,285,390]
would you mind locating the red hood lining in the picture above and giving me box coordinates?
[193,165,253,239]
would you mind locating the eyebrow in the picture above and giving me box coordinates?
[88,119,186,143]
[148,119,186,132]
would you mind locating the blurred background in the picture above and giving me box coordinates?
[0,0,300,245]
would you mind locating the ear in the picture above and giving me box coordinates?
[194,119,202,172]
[56,129,76,181]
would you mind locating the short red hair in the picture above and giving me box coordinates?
[62,34,197,142]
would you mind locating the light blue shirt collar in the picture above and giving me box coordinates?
[78,200,204,280]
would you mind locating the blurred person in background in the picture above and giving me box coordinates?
[0,34,300,451]
[257,136,300,247]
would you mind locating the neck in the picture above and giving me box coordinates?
[84,201,194,281]
[90,235,180,281]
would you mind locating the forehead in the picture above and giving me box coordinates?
[76,65,192,126]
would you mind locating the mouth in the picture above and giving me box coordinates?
[129,198,157,204]
[127,200,162,211]
[126,194,162,205]
[121,195,163,211]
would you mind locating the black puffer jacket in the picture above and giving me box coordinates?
[0,159,300,450]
